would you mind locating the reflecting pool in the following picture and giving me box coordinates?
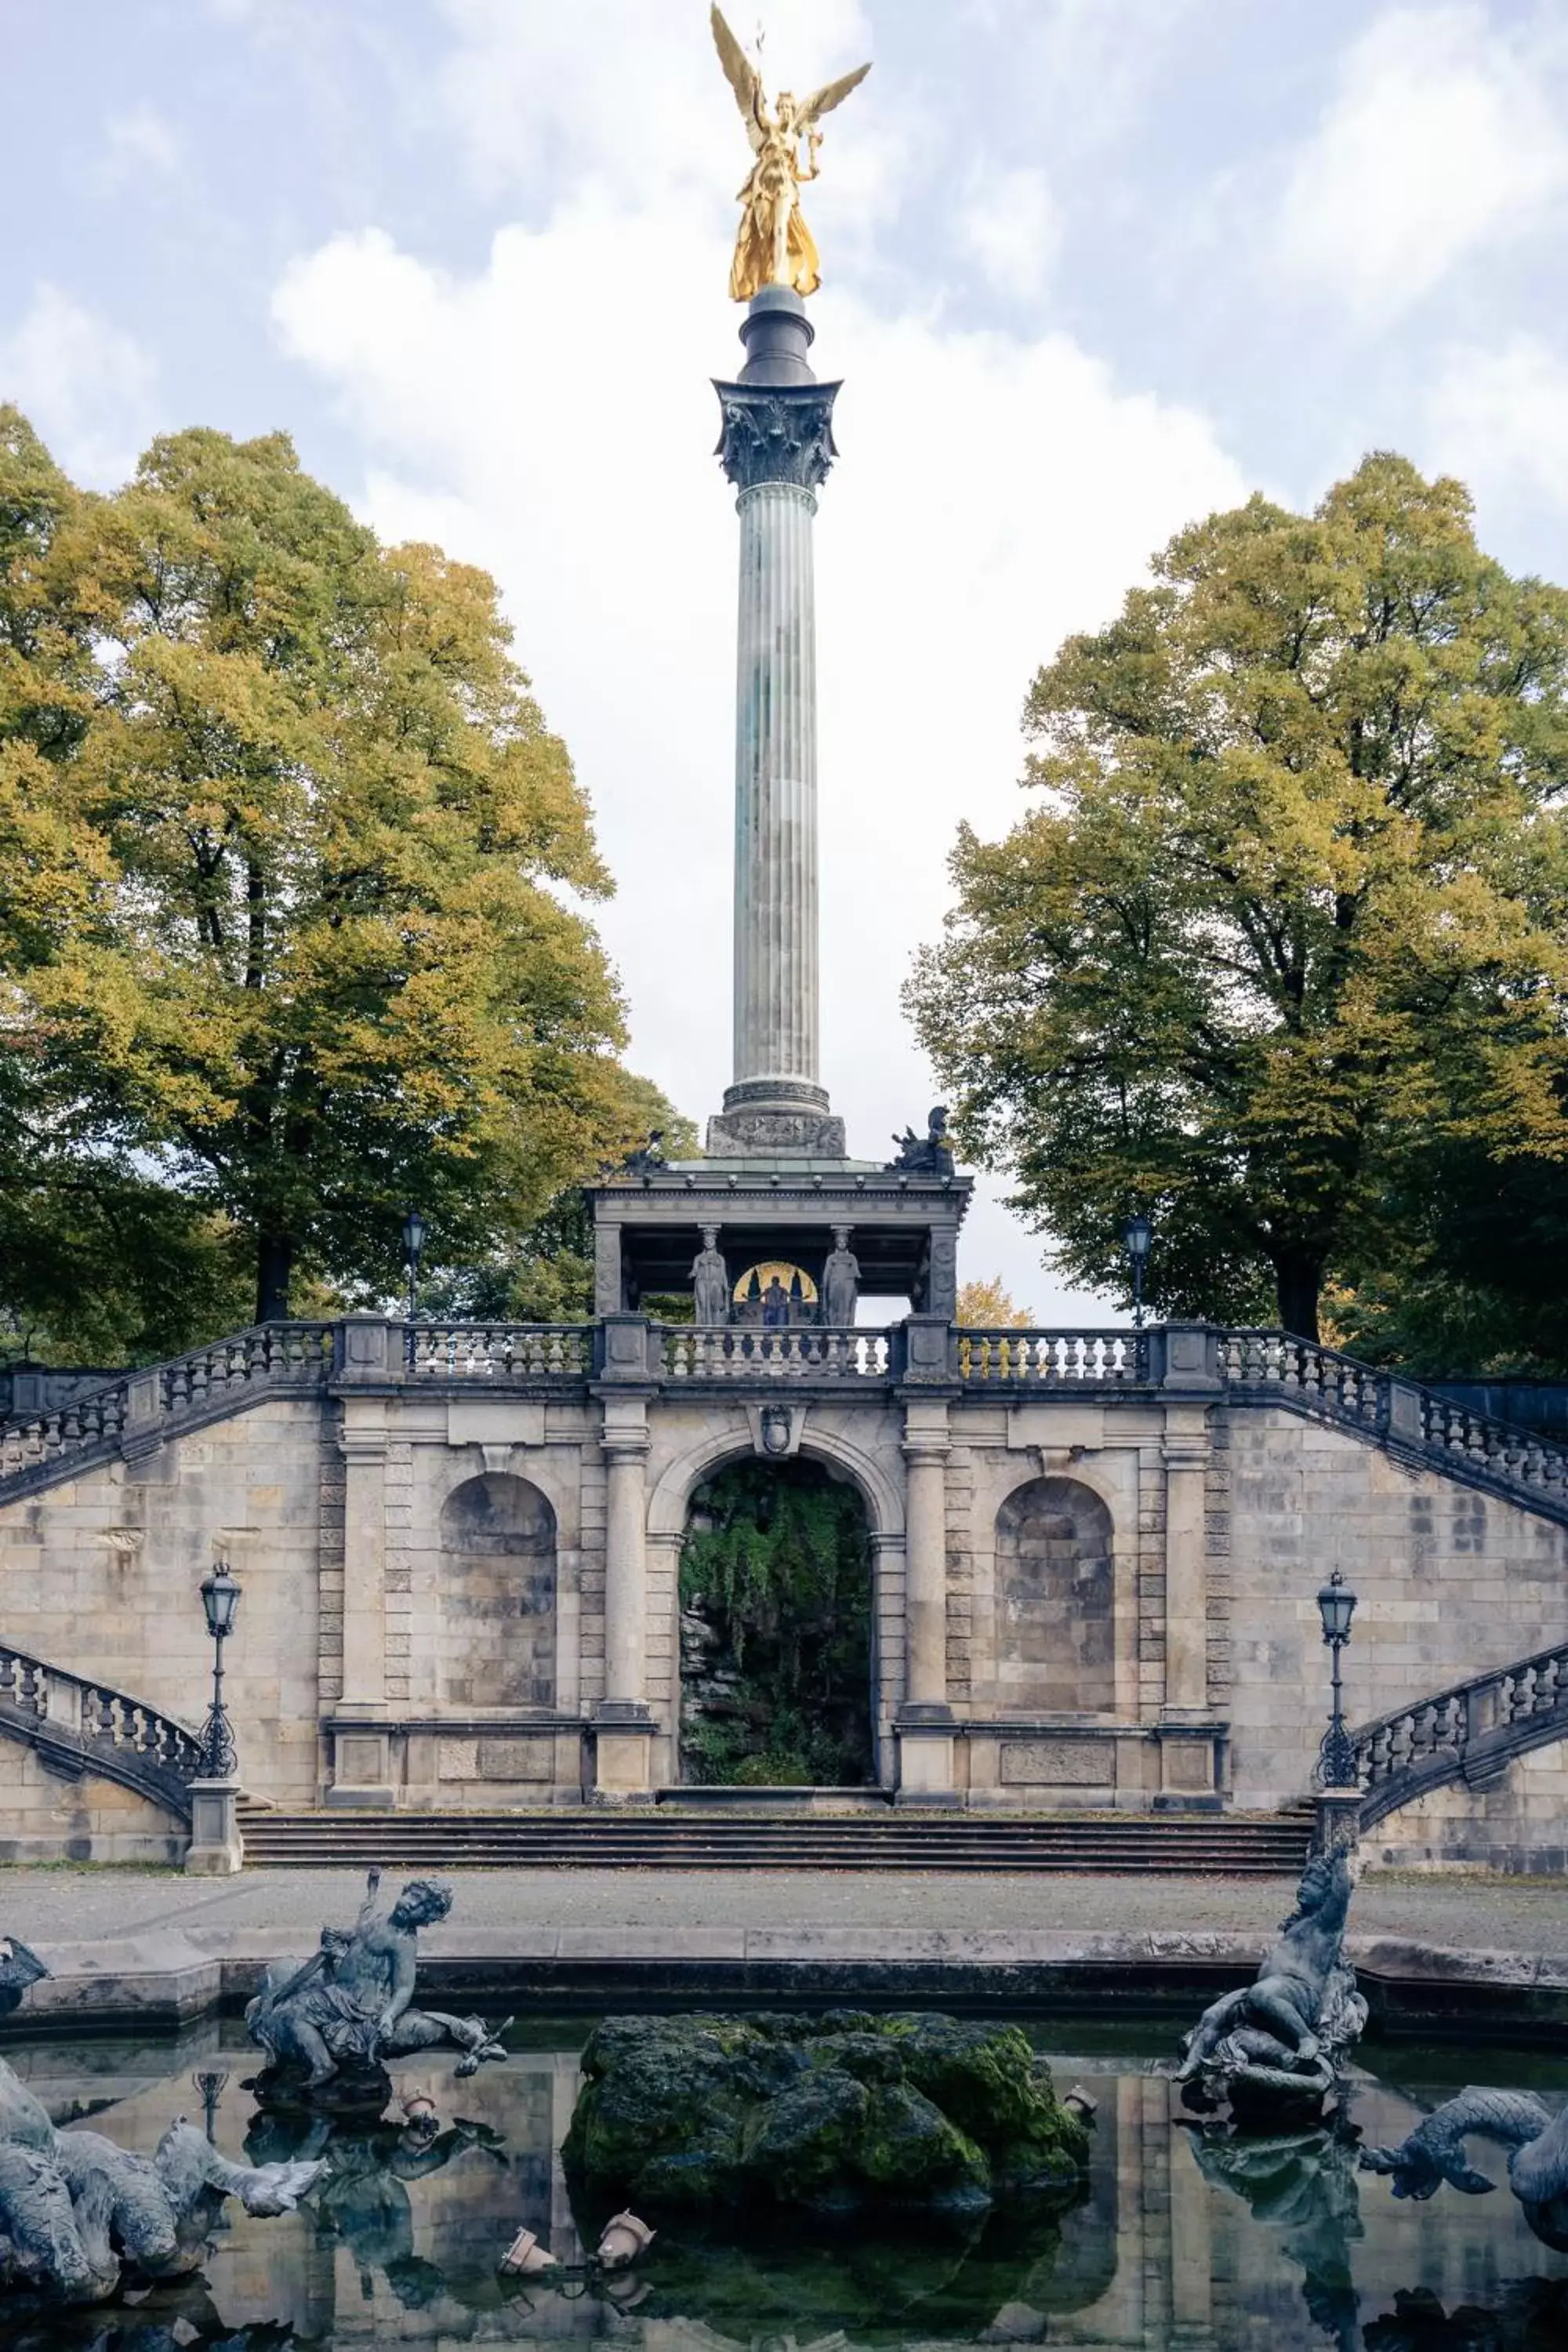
[2,2016,1566,2350]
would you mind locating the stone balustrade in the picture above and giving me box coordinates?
[0,1639,205,1821]
[1355,1635,1568,1827]
[0,1380,128,1481]
[658,1326,891,1380]
[406,1323,593,1380]
[954,1330,1149,1383]
[159,1320,335,1412]
[6,1313,1568,1530]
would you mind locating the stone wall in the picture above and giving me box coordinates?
[1367,1737,1568,1874]
[0,1741,180,1864]
[2,1364,1566,1848]
[0,1395,327,1808]
[1225,1406,1568,1809]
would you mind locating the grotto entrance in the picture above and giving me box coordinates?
[677,1455,876,1786]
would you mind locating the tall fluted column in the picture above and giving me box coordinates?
[707,285,845,1159]
[733,478,818,1096]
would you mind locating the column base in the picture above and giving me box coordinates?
[326,1725,396,1809]
[895,1715,960,1806]
[592,1711,655,1799]
[706,1105,846,1156]
[185,1779,244,1875]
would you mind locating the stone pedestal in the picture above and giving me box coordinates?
[185,1778,243,1875]
[1312,1785,1363,1859]
[325,1722,395,1809]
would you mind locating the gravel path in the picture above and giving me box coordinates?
[2,1864,1565,1954]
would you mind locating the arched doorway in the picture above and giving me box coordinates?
[678,1455,874,1785]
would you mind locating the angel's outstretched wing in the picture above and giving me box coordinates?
[797,60,872,128]
[711,6,764,146]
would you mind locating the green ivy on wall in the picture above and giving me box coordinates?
[679,1457,873,1786]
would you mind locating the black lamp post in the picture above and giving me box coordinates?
[198,1558,241,1780]
[1316,1566,1359,1788]
[1123,1214,1152,1327]
[401,1207,428,1321]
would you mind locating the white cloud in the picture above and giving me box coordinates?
[274,4,1246,1315]
[0,285,157,486]
[98,104,181,186]
[275,209,1241,1312]
[437,0,877,205]
[1276,5,1568,322]
[959,164,1062,299]
[1428,336,1568,513]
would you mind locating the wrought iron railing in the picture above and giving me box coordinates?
[658,1326,893,1379]
[1354,1635,1568,1827]
[0,1641,206,1820]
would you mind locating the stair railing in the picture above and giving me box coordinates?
[1353,1634,1568,1827]
[0,1639,206,1821]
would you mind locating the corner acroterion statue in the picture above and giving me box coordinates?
[711,5,871,300]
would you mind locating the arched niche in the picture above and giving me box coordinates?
[995,1475,1115,1713]
[437,1472,557,1709]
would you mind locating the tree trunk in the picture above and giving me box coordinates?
[1274,1255,1323,1342]
[254,1232,295,1325]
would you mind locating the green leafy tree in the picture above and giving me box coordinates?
[2,417,657,1334]
[907,454,1568,1340]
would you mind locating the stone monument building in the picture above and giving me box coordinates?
[1,290,1567,1867]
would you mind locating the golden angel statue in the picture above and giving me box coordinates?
[711,5,871,302]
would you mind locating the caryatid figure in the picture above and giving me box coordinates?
[691,1227,731,1327]
[822,1226,860,1327]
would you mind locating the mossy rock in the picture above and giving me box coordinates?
[564,2010,1091,2217]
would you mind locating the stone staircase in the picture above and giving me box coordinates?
[236,1802,1314,1873]
[0,1639,205,1823]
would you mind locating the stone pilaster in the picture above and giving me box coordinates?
[898,1397,957,1801]
[329,1396,395,1807]
[593,1395,654,1797]
[1162,1406,1210,1717]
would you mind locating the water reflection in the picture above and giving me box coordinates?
[0,2023,1564,2350]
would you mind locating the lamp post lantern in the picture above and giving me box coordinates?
[401,1207,428,1322]
[1122,1214,1152,1327]
[1316,1566,1359,1788]
[198,1557,241,1780]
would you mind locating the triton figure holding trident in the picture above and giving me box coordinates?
[711,5,871,300]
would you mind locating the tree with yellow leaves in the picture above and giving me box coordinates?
[2,414,668,1340]
[908,456,1568,1341]
[956,1276,1033,1328]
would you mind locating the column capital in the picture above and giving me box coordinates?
[714,378,840,493]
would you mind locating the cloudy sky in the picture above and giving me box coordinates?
[5,0,1566,1316]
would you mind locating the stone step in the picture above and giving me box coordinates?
[237,1806,1312,1874]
